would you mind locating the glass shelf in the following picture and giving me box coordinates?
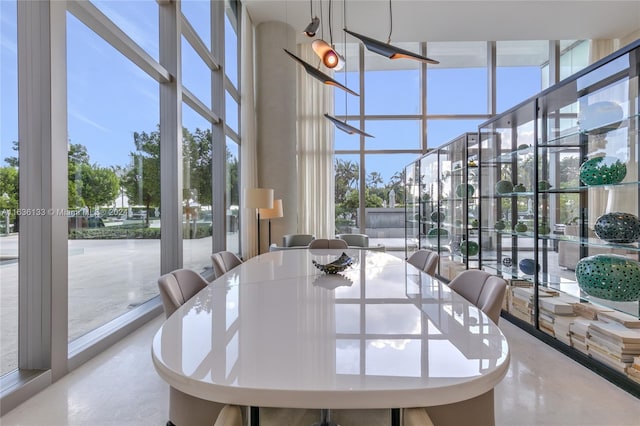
[483,146,535,164]
[537,233,640,252]
[540,180,640,193]
[539,114,639,147]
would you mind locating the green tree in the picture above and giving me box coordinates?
[183,127,212,208]
[68,143,89,208]
[334,159,359,222]
[122,130,161,226]
[387,169,406,206]
[3,141,18,167]
[0,166,19,215]
[226,148,239,206]
[80,164,120,208]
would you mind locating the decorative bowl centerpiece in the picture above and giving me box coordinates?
[313,274,353,289]
[575,254,640,301]
[593,212,640,244]
[312,252,354,274]
[579,156,627,186]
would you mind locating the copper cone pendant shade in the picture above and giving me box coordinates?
[324,114,374,137]
[344,29,439,64]
[311,39,345,70]
[283,49,358,96]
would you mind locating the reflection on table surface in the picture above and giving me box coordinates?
[152,249,510,409]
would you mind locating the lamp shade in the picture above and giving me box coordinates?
[259,199,283,219]
[283,49,358,96]
[312,39,345,70]
[344,29,439,64]
[303,16,320,37]
[244,188,274,209]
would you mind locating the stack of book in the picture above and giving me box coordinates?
[508,286,566,327]
[586,321,640,374]
[569,317,592,353]
[538,294,576,337]
[571,302,613,321]
[628,356,640,384]
[598,310,640,329]
[509,286,535,324]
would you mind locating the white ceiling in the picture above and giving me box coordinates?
[243,1,640,44]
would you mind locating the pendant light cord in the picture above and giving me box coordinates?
[387,0,393,44]
[328,0,334,45]
[343,0,348,120]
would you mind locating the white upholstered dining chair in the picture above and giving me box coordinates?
[407,249,440,277]
[308,238,349,249]
[211,250,243,279]
[335,233,369,247]
[447,269,507,324]
[282,233,315,247]
[158,270,244,426]
[157,268,208,318]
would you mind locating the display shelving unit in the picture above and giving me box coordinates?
[478,39,640,396]
[405,133,478,279]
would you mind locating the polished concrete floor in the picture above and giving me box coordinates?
[1,314,638,426]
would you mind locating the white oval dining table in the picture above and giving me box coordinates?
[152,249,510,425]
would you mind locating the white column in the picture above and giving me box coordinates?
[255,21,297,250]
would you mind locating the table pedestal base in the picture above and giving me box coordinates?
[422,389,494,426]
[169,386,226,426]
[311,408,339,426]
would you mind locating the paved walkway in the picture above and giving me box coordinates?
[0,233,406,375]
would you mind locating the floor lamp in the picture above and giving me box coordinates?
[259,199,283,247]
[244,188,274,254]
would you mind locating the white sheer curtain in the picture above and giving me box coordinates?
[240,5,259,259]
[589,39,615,63]
[296,44,335,238]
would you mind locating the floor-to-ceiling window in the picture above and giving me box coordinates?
[1,0,235,412]
[496,40,549,113]
[181,0,216,272]
[334,39,588,249]
[66,6,161,342]
[224,2,241,255]
[0,0,18,377]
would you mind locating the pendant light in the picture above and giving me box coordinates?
[325,114,373,137]
[303,0,319,37]
[309,0,345,70]
[312,39,345,70]
[283,49,358,96]
[344,0,439,65]
[324,0,373,138]
[303,17,320,37]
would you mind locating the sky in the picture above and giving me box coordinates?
[1,0,544,186]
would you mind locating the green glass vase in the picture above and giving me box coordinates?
[575,255,640,301]
[495,180,513,194]
[514,221,528,233]
[460,240,479,257]
[579,156,626,186]
[593,212,640,244]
